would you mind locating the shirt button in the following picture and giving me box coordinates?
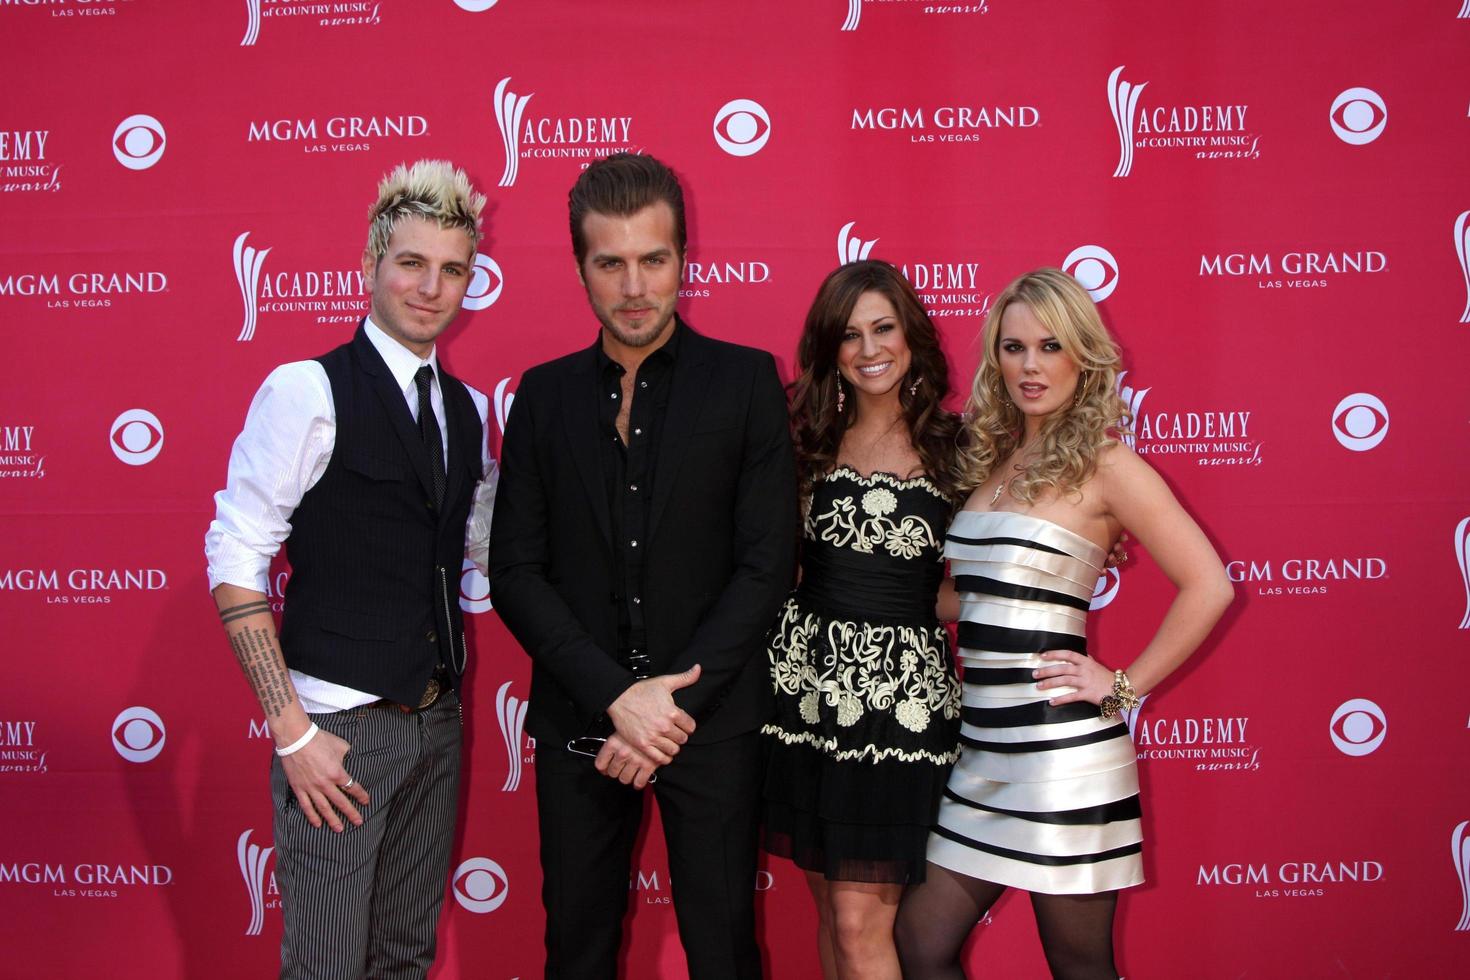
[610,392,618,399]
[640,380,648,388]
[629,483,638,492]
[634,428,642,436]
[633,596,641,605]
[630,540,638,548]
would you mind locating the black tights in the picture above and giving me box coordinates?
[894,862,1118,980]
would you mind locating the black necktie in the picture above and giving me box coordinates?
[413,365,446,507]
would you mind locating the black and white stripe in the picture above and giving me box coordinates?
[927,511,1143,896]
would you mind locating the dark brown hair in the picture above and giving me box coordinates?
[788,260,965,501]
[568,152,687,266]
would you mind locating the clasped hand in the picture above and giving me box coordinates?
[595,664,701,788]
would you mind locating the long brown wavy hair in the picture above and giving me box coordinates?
[961,268,1132,502]
[788,260,965,501]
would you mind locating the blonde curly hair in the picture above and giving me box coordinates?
[961,268,1131,502]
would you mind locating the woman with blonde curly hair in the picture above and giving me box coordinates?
[762,260,965,980]
[894,268,1233,979]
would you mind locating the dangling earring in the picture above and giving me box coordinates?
[836,374,846,414]
[1073,375,1088,407]
[908,376,921,398]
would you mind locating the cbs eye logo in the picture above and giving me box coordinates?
[110,409,165,465]
[112,706,166,763]
[461,254,504,311]
[1331,393,1388,452]
[1089,567,1121,611]
[1330,88,1386,146]
[460,558,492,614]
[713,99,771,157]
[113,114,167,170]
[1062,245,1119,302]
[451,857,508,913]
[1329,698,1385,756]
[453,0,499,9]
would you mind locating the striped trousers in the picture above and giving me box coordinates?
[270,692,461,980]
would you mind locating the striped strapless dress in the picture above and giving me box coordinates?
[926,509,1144,895]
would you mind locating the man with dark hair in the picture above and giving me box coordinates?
[490,152,796,978]
[206,160,496,979]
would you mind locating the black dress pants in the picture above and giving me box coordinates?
[535,731,764,980]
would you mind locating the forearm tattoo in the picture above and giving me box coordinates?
[226,619,294,720]
[218,600,271,624]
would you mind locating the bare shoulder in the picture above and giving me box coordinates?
[1095,441,1170,510]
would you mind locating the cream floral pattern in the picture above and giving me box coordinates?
[810,480,940,558]
[763,599,960,764]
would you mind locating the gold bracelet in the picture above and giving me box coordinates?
[1099,669,1141,720]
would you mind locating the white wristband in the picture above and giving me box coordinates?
[275,722,320,757]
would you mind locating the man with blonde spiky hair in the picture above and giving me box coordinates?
[206,159,497,978]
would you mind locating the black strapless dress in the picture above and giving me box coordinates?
[761,467,961,884]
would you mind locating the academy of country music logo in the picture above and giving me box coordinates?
[111,706,166,763]
[1227,555,1387,598]
[492,76,636,188]
[1329,698,1386,757]
[0,269,168,309]
[713,100,771,157]
[496,681,531,792]
[1454,210,1470,324]
[1455,517,1470,630]
[237,829,280,936]
[1117,373,1262,467]
[835,221,990,319]
[849,98,1037,146]
[1453,821,1470,932]
[241,0,382,47]
[1199,248,1387,291]
[0,565,169,605]
[1,128,61,193]
[1329,88,1387,145]
[1195,858,1382,897]
[0,720,47,775]
[245,114,428,155]
[1126,696,1260,772]
[0,424,43,480]
[1330,393,1388,452]
[112,114,165,170]
[451,857,509,913]
[840,0,989,31]
[1107,66,1259,177]
[0,859,173,899]
[232,232,367,340]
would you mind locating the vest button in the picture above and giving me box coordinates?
[426,630,438,643]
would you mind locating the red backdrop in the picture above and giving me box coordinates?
[3,1,1469,976]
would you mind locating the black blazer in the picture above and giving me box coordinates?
[488,322,797,745]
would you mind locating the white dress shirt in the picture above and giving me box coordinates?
[205,319,498,713]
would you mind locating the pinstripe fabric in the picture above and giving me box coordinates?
[927,511,1143,896]
[270,692,461,979]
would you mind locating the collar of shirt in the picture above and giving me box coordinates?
[593,316,683,378]
[364,316,438,396]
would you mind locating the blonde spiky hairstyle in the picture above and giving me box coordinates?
[366,160,486,263]
[961,268,1132,502]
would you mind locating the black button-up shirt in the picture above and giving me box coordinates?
[594,322,682,678]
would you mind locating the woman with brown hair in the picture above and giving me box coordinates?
[894,268,1232,979]
[761,259,965,979]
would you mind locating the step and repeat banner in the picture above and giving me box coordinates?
[3,1,1468,977]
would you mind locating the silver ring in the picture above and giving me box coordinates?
[341,777,355,789]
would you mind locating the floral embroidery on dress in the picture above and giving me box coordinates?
[811,494,939,558]
[764,599,960,764]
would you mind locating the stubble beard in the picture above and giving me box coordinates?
[595,300,677,350]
